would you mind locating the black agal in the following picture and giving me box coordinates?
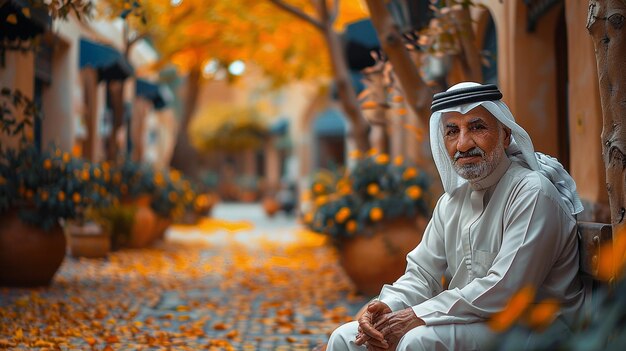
[431,84,503,113]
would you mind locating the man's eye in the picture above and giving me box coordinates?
[470,125,486,131]
[445,129,458,137]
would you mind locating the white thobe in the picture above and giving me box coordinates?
[328,157,585,350]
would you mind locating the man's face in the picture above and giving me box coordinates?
[441,106,511,181]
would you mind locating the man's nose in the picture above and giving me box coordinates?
[456,130,476,152]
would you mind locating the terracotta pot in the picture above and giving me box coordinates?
[0,210,66,287]
[262,197,281,217]
[127,197,157,249]
[65,221,110,259]
[338,216,427,296]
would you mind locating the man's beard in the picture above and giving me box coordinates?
[452,139,505,181]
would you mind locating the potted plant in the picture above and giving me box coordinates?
[64,161,116,259]
[109,158,159,248]
[0,88,105,286]
[302,150,432,295]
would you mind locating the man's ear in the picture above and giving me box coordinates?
[503,127,512,148]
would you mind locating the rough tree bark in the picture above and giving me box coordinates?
[268,0,370,152]
[587,0,626,231]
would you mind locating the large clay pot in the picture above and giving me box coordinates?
[127,196,157,248]
[262,197,281,217]
[65,221,110,259]
[0,210,66,287]
[338,216,427,296]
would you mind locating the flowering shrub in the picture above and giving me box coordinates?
[0,144,114,230]
[302,150,432,241]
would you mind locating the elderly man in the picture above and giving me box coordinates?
[327,82,585,350]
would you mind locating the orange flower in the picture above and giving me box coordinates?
[367,183,380,196]
[361,101,378,109]
[488,286,535,332]
[304,212,314,223]
[57,191,66,202]
[397,108,408,116]
[43,159,52,170]
[337,183,352,195]
[394,155,404,166]
[154,172,165,186]
[346,220,357,233]
[375,154,389,164]
[392,95,404,103]
[335,207,351,223]
[72,193,81,203]
[403,167,418,180]
[315,195,328,207]
[349,150,363,159]
[25,189,34,200]
[367,148,379,157]
[93,168,102,179]
[113,173,122,184]
[62,152,70,163]
[313,183,325,194]
[81,169,90,181]
[406,186,422,199]
[369,207,383,222]
[168,192,179,202]
[597,227,626,281]
[40,190,49,201]
[525,299,560,331]
[170,170,181,182]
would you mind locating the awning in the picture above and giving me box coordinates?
[270,118,289,135]
[79,38,134,81]
[313,108,346,137]
[0,0,51,42]
[344,19,380,71]
[136,78,167,110]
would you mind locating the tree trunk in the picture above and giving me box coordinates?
[169,68,203,178]
[322,24,370,152]
[364,0,433,128]
[587,0,626,231]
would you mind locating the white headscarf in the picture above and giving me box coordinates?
[429,82,583,216]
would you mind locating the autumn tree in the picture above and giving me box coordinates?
[587,0,626,232]
[267,0,371,152]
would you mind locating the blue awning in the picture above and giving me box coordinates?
[79,38,134,81]
[313,108,346,137]
[344,19,380,71]
[270,118,289,135]
[0,0,51,42]
[136,78,167,110]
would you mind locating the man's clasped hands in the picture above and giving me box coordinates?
[355,301,425,350]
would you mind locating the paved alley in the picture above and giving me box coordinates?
[0,203,369,350]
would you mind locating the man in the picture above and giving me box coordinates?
[327,82,585,350]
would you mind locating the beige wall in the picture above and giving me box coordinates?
[565,1,608,220]
[0,50,35,149]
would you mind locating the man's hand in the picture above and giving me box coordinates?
[355,301,391,349]
[373,307,425,349]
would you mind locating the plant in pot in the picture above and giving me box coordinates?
[100,158,157,249]
[150,168,189,239]
[302,151,433,296]
[63,160,117,259]
[0,88,101,286]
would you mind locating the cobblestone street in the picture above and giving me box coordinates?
[0,204,369,350]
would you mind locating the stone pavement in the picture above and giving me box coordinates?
[0,203,369,350]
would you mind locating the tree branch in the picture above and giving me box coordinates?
[124,32,149,58]
[328,0,339,25]
[268,0,324,31]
